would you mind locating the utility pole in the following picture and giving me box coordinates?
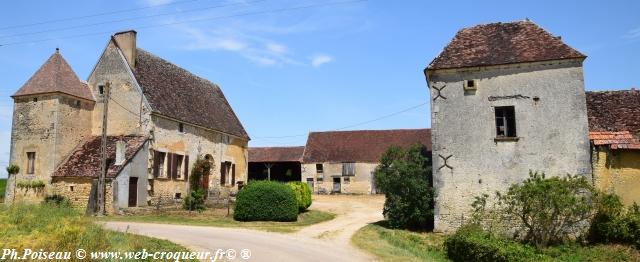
[97,82,110,216]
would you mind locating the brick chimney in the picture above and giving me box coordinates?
[113,30,137,68]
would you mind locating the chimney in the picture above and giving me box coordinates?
[113,30,137,68]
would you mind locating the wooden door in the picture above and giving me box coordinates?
[332,177,341,193]
[128,177,138,207]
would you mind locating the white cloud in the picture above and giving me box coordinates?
[623,26,640,39]
[311,54,333,67]
[266,43,287,54]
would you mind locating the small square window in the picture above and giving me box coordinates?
[316,164,324,173]
[69,186,74,192]
[75,100,81,107]
[33,97,38,102]
[178,123,184,133]
[98,85,104,95]
[467,80,475,88]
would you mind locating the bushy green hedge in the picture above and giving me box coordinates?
[183,189,206,212]
[444,224,542,262]
[287,181,312,212]
[234,181,298,222]
[588,193,640,248]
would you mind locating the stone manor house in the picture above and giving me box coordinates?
[426,20,640,232]
[5,30,249,213]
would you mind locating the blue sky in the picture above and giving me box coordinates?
[0,0,638,177]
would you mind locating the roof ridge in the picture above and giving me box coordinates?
[309,128,430,134]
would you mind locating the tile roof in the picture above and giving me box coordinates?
[589,131,640,150]
[12,50,94,101]
[132,49,249,139]
[302,129,431,163]
[427,20,585,71]
[586,90,640,135]
[53,136,148,178]
[249,146,305,162]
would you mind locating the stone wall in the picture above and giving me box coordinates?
[428,59,592,232]
[301,162,378,194]
[592,148,640,206]
[50,177,115,214]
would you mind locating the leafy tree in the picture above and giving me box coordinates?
[374,144,434,230]
[6,164,19,175]
[474,172,596,248]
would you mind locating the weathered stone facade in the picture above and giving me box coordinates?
[6,31,249,213]
[301,162,377,194]
[426,21,592,232]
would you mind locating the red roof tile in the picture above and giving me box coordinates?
[249,146,305,162]
[586,90,640,135]
[302,129,431,163]
[53,136,148,178]
[427,21,585,70]
[589,131,640,150]
[12,50,94,101]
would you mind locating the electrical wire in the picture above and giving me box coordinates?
[0,0,366,47]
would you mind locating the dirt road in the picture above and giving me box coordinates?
[104,195,385,262]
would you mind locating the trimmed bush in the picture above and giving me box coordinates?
[588,193,640,248]
[444,224,542,262]
[287,181,312,212]
[234,181,298,222]
[43,194,70,206]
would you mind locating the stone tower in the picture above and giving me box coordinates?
[5,49,95,203]
[424,21,592,232]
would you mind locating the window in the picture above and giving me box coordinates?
[75,100,81,107]
[344,176,350,184]
[27,152,36,174]
[33,97,38,102]
[466,80,475,88]
[157,152,166,178]
[342,162,355,176]
[178,123,184,133]
[176,155,184,179]
[316,164,324,173]
[98,85,104,95]
[220,161,233,186]
[495,106,517,138]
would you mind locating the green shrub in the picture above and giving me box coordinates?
[43,194,70,206]
[472,172,596,248]
[444,224,542,262]
[287,181,312,212]
[589,193,640,248]
[183,189,206,212]
[234,180,297,222]
[374,144,434,230]
[6,164,20,175]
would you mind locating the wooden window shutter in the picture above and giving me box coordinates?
[184,155,189,181]
[152,150,160,178]
[220,163,226,186]
[170,153,178,180]
[231,164,236,185]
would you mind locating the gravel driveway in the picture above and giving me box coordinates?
[104,195,385,262]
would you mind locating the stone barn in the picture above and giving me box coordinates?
[301,129,431,194]
[587,89,640,206]
[248,146,304,182]
[5,30,249,213]
[425,20,592,232]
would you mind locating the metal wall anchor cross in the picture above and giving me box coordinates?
[438,154,453,170]
[432,84,447,101]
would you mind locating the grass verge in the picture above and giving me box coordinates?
[100,209,336,233]
[352,221,448,262]
[0,203,195,261]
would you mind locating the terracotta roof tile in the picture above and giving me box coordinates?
[586,90,640,135]
[53,136,147,178]
[12,50,94,101]
[589,131,640,150]
[249,146,305,162]
[427,21,585,70]
[133,49,249,139]
[302,129,431,163]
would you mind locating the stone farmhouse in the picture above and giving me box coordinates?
[5,30,249,213]
[300,129,431,194]
[248,146,304,182]
[587,89,640,206]
[425,20,592,232]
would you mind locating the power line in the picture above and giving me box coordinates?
[252,101,428,140]
[109,97,140,117]
[0,0,269,39]
[0,0,366,47]
[0,0,203,31]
